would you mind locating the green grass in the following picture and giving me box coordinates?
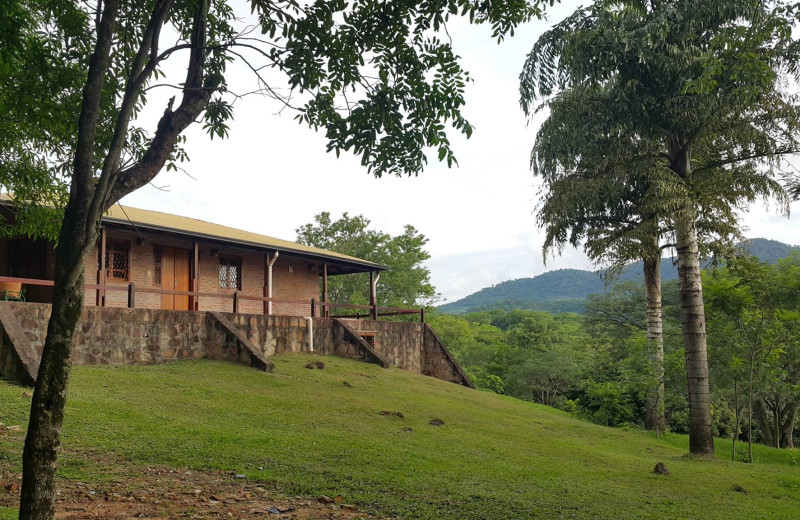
[0,507,17,520]
[1,355,799,519]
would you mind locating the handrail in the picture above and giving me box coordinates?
[319,300,424,322]
[0,276,54,287]
[0,276,426,322]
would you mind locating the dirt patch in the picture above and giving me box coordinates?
[378,411,404,419]
[1,454,381,519]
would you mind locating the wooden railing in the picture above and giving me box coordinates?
[317,301,424,322]
[0,276,425,322]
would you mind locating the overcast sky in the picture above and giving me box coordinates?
[121,1,800,304]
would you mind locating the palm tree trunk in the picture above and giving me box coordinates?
[675,211,715,455]
[643,254,665,434]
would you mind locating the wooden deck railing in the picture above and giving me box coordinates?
[0,276,425,322]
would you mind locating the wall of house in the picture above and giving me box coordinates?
[270,256,320,317]
[83,229,165,310]
[80,231,321,316]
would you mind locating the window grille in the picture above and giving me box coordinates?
[102,239,130,281]
[219,255,242,290]
[153,246,162,286]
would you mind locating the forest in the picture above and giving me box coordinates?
[430,254,800,460]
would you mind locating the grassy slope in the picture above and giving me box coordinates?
[1,356,799,519]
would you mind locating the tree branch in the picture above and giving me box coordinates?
[87,0,176,231]
[106,0,214,207]
[694,147,800,174]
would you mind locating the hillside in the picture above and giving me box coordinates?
[438,269,605,314]
[439,238,799,315]
[2,356,799,519]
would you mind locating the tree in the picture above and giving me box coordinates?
[706,255,800,459]
[533,105,671,432]
[0,0,81,239]
[7,1,544,517]
[520,0,800,454]
[296,212,438,308]
[531,82,769,434]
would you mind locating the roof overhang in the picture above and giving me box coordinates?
[0,196,389,276]
[101,216,387,276]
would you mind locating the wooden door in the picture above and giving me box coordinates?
[160,247,191,310]
[173,251,190,310]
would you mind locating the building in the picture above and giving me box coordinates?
[0,203,390,317]
[0,201,471,389]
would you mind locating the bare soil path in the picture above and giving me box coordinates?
[1,438,379,520]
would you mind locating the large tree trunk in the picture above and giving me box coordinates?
[643,253,665,433]
[18,206,99,519]
[18,0,121,516]
[733,379,739,461]
[754,397,799,449]
[782,405,796,449]
[18,1,211,517]
[675,211,714,455]
[670,138,714,456]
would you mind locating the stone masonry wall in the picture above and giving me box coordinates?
[335,319,424,373]
[0,303,471,389]
[422,324,473,388]
[221,313,311,356]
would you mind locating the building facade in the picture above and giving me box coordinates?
[0,203,388,317]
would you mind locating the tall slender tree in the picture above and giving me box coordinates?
[521,0,800,454]
[532,86,760,433]
[7,0,546,518]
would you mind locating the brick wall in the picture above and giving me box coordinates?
[270,256,319,317]
[81,233,321,316]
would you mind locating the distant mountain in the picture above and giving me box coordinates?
[438,269,605,315]
[736,238,799,264]
[438,238,798,315]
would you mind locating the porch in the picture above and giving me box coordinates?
[0,273,426,322]
[0,203,425,322]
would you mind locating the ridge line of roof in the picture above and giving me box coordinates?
[103,204,390,271]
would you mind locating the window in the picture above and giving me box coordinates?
[103,239,130,281]
[219,255,242,290]
[153,246,162,286]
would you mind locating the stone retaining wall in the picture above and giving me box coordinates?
[0,303,471,389]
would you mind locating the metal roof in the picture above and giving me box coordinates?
[102,205,389,274]
[0,195,388,274]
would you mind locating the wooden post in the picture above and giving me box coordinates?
[97,227,107,307]
[322,263,329,317]
[420,308,425,323]
[233,291,239,314]
[193,241,199,310]
[311,298,316,318]
[128,283,136,308]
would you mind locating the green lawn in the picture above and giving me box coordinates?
[1,355,799,519]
